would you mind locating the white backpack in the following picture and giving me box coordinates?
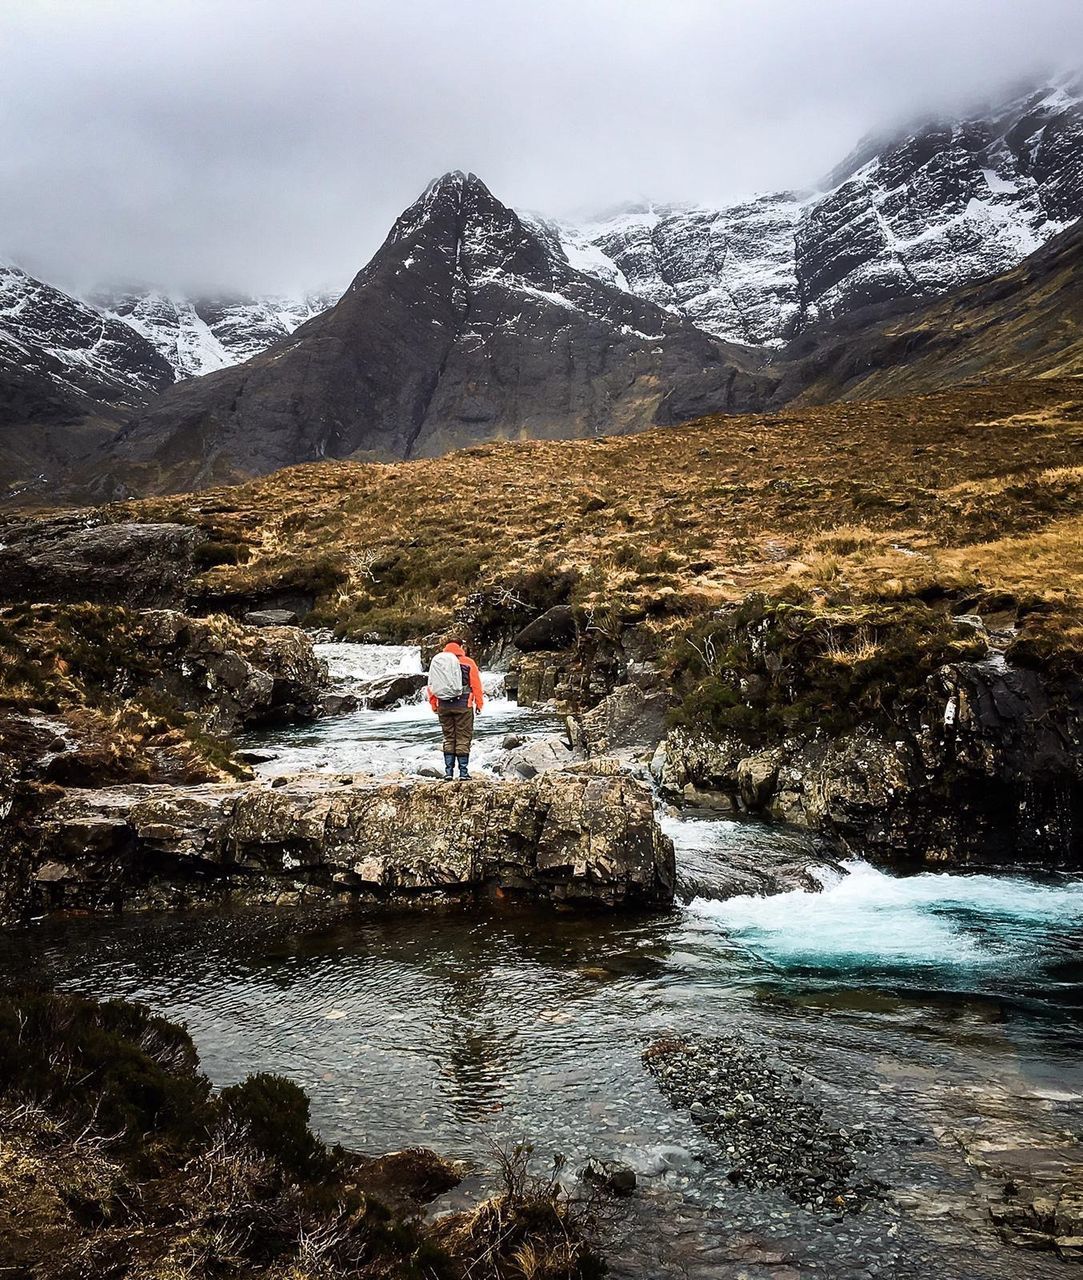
[428,651,464,700]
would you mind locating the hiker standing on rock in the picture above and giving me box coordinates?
[427,641,485,780]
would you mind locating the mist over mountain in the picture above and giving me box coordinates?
[0,73,1080,496]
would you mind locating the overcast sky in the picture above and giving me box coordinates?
[1,0,1079,296]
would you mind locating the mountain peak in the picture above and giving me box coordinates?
[381,170,506,257]
[422,170,490,199]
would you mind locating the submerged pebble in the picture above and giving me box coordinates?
[644,1033,878,1212]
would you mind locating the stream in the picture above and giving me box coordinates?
[4,643,1083,1279]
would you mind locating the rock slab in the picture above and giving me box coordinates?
[32,772,676,912]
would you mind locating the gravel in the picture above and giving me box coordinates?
[644,1033,880,1212]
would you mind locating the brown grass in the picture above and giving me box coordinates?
[103,378,1083,649]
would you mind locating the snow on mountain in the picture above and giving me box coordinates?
[108,171,769,493]
[538,77,1083,345]
[93,289,341,379]
[0,263,172,403]
[528,194,809,347]
[2,75,1079,424]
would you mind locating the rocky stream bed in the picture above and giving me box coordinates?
[4,641,1083,1279]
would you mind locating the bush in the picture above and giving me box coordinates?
[669,593,988,742]
[0,989,212,1147]
[465,564,581,647]
[194,539,250,569]
[220,1072,336,1179]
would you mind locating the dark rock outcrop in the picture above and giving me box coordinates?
[580,683,673,757]
[27,771,676,916]
[137,610,328,731]
[657,658,1083,868]
[101,172,770,495]
[513,605,580,652]
[359,672,427,710]
[0,517,201,607]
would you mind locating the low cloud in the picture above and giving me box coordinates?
[1,0,1078,295]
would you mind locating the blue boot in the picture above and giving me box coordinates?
[457,755,471,780]
[442,752,455,781]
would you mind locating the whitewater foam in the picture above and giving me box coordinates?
[687,859,1083,975]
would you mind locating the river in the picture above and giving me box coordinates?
[4,643,1082,1279]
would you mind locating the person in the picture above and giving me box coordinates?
[427,641,484,780]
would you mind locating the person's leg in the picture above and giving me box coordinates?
[456,709,475,778]
[438,711,455,779]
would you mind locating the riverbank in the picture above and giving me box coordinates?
[0,986,605,1280]
[6,879,1082,1278]
[0,380,1081,1276]
[4,378,1078,871]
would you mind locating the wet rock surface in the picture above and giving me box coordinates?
[644,1034,877,1212]
[28,771,676,915]
[494,733,581,779]
[656,654,1083,869]
[671,814,841,901]
[358,671,427,709]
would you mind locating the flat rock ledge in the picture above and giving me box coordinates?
[31,771,676,913]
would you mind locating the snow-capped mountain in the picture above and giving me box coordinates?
[4,75,1082,500]
[104,172,768,494]
[526,195,807,347]
[93,289,340,379]
[535,77,1082,345]
[0,262,173,403]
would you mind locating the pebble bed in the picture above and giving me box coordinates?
[644,1033,879,1212]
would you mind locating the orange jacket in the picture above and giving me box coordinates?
[428,642,485,713]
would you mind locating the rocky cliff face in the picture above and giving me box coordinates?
[100,172,769,494]
[653,654,1083,871]
[543,78,1082,344]
[94,287,340,379]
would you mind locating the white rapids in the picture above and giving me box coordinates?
[242,643,556,778]
[687,859,1083,979]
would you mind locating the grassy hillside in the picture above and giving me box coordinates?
[116,378,1083,658]
[783,222,1083,405]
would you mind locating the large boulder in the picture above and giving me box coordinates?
[138,611,328,730]
[0,517,200,607]
[653,728,744,810]
[359,672,427,710]
[28,773,676,914]
[580,683,674,756]
[513,606,580,652]
[496,735,580,779]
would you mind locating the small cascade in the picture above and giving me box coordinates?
[662,809,837,904]
[239,642,557,778]
[687,858,1083,983]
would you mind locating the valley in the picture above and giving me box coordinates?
[0,39,1081,1280]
